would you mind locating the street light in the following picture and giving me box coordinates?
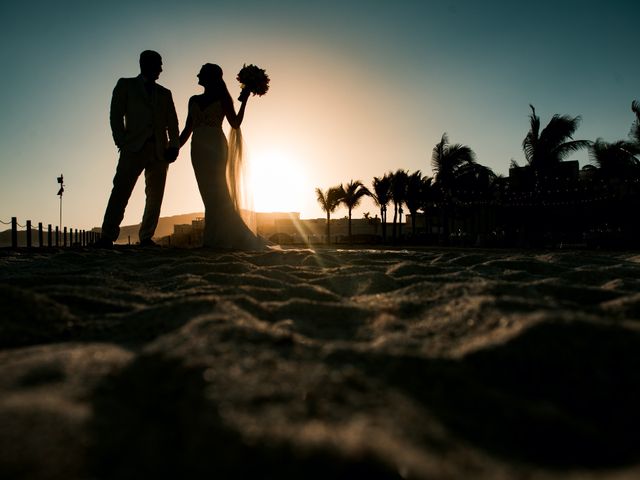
[57,174,64,238]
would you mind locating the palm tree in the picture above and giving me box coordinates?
[432,133,477,189]
[315,186,344,244]
[431,133,476,243]
[522,104,591,171]
[630,100,640,149]
[453,162,496,193]
[405,170,425,237]
[589,138,640,181]
[420,176,435,239]
[372,174,392,242]
[452,163,497,242]
[341,180,370,240]
[588,137,640,236]
[390,169,408,241]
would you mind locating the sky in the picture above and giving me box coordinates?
[1,0,639,230]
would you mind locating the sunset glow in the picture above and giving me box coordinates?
[248,148,309,213]
[0,1,639,229]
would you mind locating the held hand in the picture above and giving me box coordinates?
[165,146,179,163]
[238,88,250,103]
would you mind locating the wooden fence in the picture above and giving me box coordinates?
[1,217,101,249]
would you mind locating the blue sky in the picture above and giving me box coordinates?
[1,0,639,229]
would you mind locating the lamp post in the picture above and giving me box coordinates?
[57,174,64,242]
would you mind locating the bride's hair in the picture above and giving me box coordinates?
[201,63,231,101]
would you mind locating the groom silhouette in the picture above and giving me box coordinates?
[96,50,179,247]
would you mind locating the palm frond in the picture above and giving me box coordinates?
[523,105,587,168]
[315,187,328,211]
[629,101,640,145]
[390,169,409,204]
[405,170,425,213]
[630,122,640,146]
[447,144,476,166]
[342,180,370,210]
[327,185,345,212]
[431,133,449,176]
[632,100,640,119]
[372,174,392,207]
[522,105,540,163]
[589,138,640,175]
[588,138,605,166]
[552,139,591,161]
[432,133,476,189]
[316,186,344,213]
[540,114,582,156]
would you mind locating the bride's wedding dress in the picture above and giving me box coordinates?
[190,100,266,249]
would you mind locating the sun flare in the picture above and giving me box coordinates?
[248,149,308,213]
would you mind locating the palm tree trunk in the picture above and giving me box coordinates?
[443,203,451,246]
[326,212,330,245]
[423,208,428,244]
[393,202,398,241]
[380,206,386,243]
[348,208,352,242]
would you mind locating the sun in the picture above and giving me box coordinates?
[248,149,309,213]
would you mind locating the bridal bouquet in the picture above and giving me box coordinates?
[237,64,270,101]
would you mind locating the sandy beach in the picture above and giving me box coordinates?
[1,245,640,479]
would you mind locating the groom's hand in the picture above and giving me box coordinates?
[165,146,179,163]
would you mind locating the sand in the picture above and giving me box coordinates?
[1,246,640,479]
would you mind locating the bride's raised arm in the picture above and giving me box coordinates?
[222,90,249,129]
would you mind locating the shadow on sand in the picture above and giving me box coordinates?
[327,320,640,469]
[86,319,640,477]
[88,353,404,480]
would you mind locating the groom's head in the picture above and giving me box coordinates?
[139,50,163,81]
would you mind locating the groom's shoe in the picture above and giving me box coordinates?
[140,238,159,247]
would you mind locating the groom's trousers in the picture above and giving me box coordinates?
[101,139,168,242]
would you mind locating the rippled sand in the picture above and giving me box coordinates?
[2,246,640,479]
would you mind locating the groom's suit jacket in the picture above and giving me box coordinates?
[109,75,179,162]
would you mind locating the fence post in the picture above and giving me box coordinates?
[11,217,17,248]
[48,224,52,247]
[75,229,78,246]
[63,227,67,247]
[26,220,32,248]
[55,226,59,247]
[38,222,43,248]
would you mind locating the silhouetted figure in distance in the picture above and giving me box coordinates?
[96,50,179,247]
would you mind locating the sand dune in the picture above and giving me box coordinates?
[1,246,640,479]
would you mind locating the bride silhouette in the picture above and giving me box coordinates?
[179,64,266,250]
